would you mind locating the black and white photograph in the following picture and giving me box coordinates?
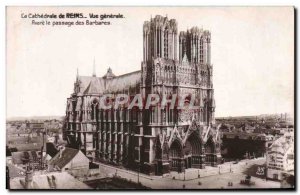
[5,6,295,190]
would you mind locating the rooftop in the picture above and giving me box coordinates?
[76,68,141,95]
[10,171,91,189]
[48,147,80,169]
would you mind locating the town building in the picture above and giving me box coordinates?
[26,122,45,136]
[63,15,220,175]
[48,147,89,177]
[11,151,44,169]
[221,132,275,160]
[266,131,294,180]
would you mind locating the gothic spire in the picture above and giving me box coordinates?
[92,57,96,77]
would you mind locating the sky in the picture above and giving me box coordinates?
[6,6,294,118]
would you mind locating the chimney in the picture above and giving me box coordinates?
[59,146,65,158]
[25,166,33,189]
[285,113,287,121]
[54,134,59,145]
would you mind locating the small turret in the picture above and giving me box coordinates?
[103,67,116,79]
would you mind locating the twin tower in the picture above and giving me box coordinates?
[143,15,211,64]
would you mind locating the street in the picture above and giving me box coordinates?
[94,158,281,189]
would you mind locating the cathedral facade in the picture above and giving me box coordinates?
[63,15,221,175]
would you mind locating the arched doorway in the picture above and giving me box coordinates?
[205,135,217,166]
[169,139,183,172]
[185,132,203,168]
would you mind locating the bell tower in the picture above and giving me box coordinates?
[179,27,211,65]
[143,15,178,62]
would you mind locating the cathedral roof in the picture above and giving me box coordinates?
[105,70,141,93]
[77,76,105,94]
[83,76,105,94]
[76,69,141,95]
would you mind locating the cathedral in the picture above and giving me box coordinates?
[63,15,221,175]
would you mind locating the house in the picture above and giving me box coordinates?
[267,132,294,180]
[11,151,42,166]
[11,151,50,170]
[48,147,89,177]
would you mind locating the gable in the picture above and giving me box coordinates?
[48,148,79,169]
